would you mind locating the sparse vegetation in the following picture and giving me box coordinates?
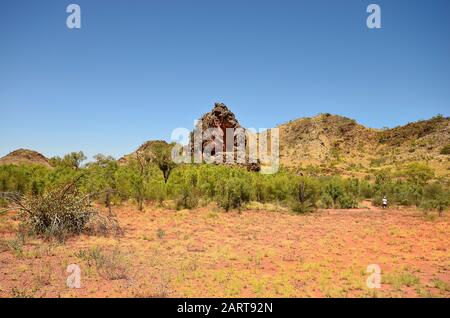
[76,246,129,280]
[440,144,450,155]
[1,155,448,215]
[156,228,165,239]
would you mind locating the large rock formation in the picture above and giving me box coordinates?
[194,103,260,171]
[120,103,260,171]
[196,103,242,155]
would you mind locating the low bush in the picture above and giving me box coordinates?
[420,182,449,216]
[1,180,122,241]
[290,177,319,213]
[322,178,344,208]
[76,246,128,280]
[172,169,199,210]
[337,192,358,209]
[217,176,252,212]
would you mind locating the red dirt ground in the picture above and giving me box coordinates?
[0,203,449,298]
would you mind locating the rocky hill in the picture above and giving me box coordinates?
[278,114,450,177]
[0,149,52,168]
[118,140,169,165]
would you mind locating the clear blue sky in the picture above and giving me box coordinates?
[1,0,449,160]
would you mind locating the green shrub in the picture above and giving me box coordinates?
[172,168,199,210]
[337,192,358,209]
[156,228,165,239]
[290,177,319,213]
[420,183,449,216]
[217,177,252,212]
[0,165,50,195]
[6,236,24,257]
[322,178,344,208]
[175,183,199,210]
[400,162,434,186]
[1,152,448,216]
[440,144,450,155]
[319,192,334,209]
[359,180,374,198]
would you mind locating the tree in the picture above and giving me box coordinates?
[174,169,199,210]
[422,183,450,217]
[291,177,319,213]
[51,151,87,170]
[65,151,87,170]
[90,154,118,213]
[132,150,152,211]
[152,142,177,183]
[323,178,344,207]
[217,176,251,212]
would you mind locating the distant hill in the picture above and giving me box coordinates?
[0,149,52,168]
[278,114,450,177]
[118,140,169,165]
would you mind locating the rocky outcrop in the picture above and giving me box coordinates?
[196,103,242,155]
[194,103,260,171]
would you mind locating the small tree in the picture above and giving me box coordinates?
[175,171,199,210]
[51,151,87,170]
[132,150,152,211]
[421,183,450,217]
[152,142,177,184]
[290,177,319,213]
[217,177,251,212]
[323,178,344,208]
[89,154,118,214]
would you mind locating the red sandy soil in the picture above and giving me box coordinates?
[0,203,449,298]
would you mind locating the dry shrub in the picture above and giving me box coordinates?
[1,180,123,242]
[34,264,52,287]
[0,239,10,253]
[76,246,129,280]
[84,213,124,237]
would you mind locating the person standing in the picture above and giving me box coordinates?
[382,196,388,209]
